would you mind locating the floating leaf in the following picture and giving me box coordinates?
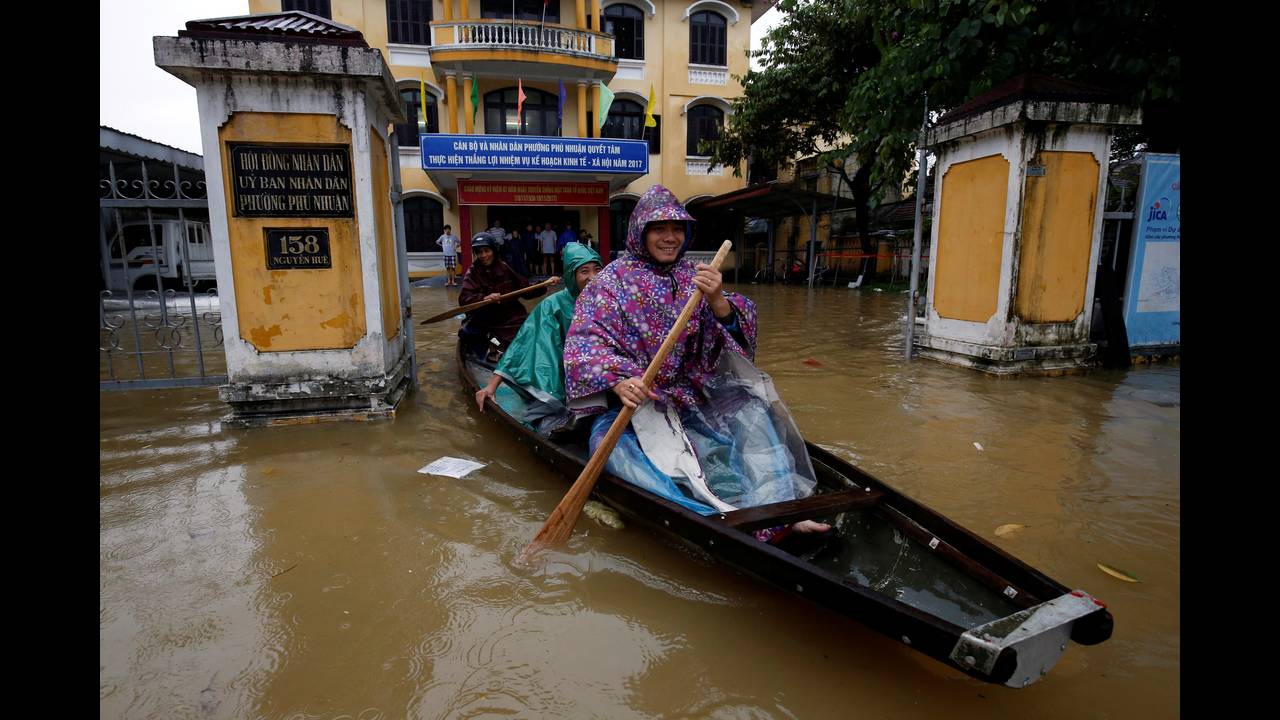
[994,523,1026,537]
[1097,563,1140,583]
[973,442,984,451]
[802,358,823,367]
[263,467,277,476]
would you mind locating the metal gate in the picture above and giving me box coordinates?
[100,133,226,390]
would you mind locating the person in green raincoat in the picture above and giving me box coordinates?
[474,242,604,434]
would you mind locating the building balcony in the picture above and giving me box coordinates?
[429,19,617,82]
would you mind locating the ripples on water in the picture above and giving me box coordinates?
[101,284,1179,718]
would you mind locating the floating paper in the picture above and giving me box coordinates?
[973,442,984,451]
[418,456,486,479]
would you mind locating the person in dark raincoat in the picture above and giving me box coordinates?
[458,234,553,361]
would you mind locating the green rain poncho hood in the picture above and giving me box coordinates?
[492,243,603,431]
[561,242,602,299]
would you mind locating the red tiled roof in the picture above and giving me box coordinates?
[937,73,1121,126]
[178,11,368,47]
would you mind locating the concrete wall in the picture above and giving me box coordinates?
[195,72,405,382]
[919,118,1111,371]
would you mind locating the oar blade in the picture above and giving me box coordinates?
[419,309,464,325]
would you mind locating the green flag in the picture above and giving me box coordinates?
[471,78,480,125]
[597,84,615,131]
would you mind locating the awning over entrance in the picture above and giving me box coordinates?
[686,181,865,287]
[686,180,861,219]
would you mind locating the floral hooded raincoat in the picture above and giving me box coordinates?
[564,184,758,415]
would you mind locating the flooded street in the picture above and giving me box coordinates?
[100,282,1179,718]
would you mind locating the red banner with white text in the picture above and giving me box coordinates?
[456,179,609,206]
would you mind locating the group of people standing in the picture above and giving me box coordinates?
[438,220,596,285]
[452,184,831,544]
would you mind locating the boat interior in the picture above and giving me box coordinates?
[466,359,1030,631]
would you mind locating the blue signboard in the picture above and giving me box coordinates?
[1122,153,1180,348]
[420,134,649,174]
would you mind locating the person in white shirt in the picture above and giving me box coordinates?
[486,219,510,260]
[538,222,558,275]
[436,224,460,287]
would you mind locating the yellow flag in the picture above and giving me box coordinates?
[419,78,428,133]
[644,84,657,128]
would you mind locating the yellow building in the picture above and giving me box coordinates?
[248,0,760,268]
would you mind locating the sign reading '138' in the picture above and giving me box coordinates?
[265,228,332,270]
[229,143,353,218]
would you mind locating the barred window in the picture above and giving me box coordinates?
[282,0,332,19]
[601,99,645,140]
[689,11,726,66]
[484,87,559,136]
[686,104,723,156]
[604,4,645,60]
[481,0,559,23]
[387,1,433,45]
[396,87,439,146]
[403,196,444,253]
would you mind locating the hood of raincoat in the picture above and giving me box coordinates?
[561,242,603,298]
[625,184,693,267]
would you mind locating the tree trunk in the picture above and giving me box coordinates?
[851,158,877,279]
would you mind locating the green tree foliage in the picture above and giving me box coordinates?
[712,0,1179,262]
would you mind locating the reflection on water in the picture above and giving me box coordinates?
[101,283,1179,718]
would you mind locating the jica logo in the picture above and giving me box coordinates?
[1146,197,1170,222]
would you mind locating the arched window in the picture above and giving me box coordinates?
[602,99,645,140]
[689,11,727,66]
[387,1,433,45]
[609,198,638,257]
[283,0,331,19]
[481,0,559,23]
[686,104,723,156]
[402,196,444,253]
[604,4,645,60]
[396,86,439,146]
[484,87,559,136]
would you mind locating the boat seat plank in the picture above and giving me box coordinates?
[720,488,884,531]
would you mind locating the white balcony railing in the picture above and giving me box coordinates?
[438,20,604,56]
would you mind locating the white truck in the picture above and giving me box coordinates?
[106,219,216,290]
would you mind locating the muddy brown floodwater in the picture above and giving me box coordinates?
[101,282,1179,719]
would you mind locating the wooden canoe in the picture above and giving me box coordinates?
[458,344,1113,687]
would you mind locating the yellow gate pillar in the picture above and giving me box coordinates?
[915,75,1141,375]
[155,12,415,425]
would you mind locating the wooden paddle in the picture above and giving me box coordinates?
[419,277,558,325]
[522,240,733,558]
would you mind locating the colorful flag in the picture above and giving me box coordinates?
[644,84,658,128]
[419,78,429,133]
[597,84,615,130]
[470,77,480,125]
[517,79,528,132]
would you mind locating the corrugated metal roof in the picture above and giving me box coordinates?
[100,126,203,169]
[178,10,368,47]
[937,73,1122,126]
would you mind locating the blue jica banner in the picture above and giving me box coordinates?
[1123,153,1180,347]
[420,134,649,174]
